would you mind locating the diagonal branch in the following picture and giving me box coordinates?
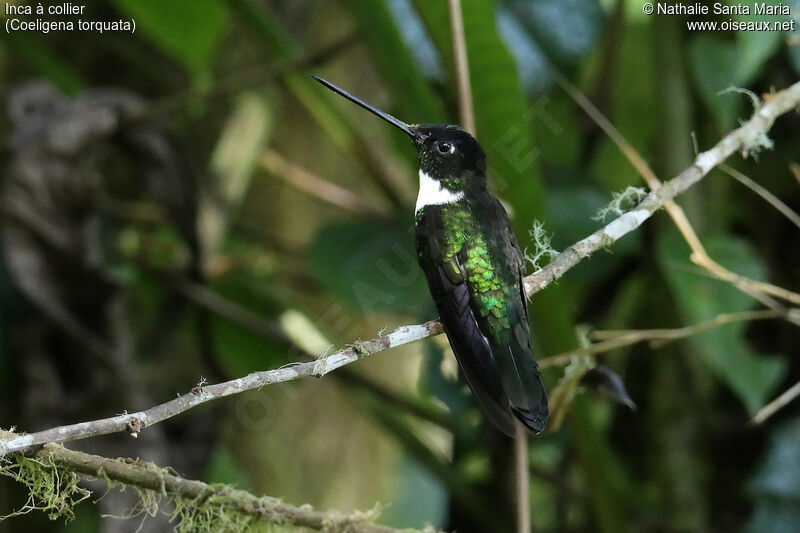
[538,309,784,368]
[721,163,800,231]
[752,379,800,424]
[1,80,798,458]
[552,71,800,310]
[790,162,800,185]
[260,149,388,217]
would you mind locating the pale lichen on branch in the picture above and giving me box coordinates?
[524,220,559,271]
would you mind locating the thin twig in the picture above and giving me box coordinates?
[581,0,626,155]
[590,309,784,341]
[174,277,452,429]
[665,261,793,319]
[539,309,783,368]
[2,80,799,457]
[751,379,800,424]
[447,0,475,134]
[720,164,800,230]
[790,162,800,186]
[260,149,387,217]
[552,71,800,308]
[514,421,530,533]
[0,320,443,456]
[176,279,289,341]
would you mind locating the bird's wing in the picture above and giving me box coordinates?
[416,220,516,436]
[460,204,548,433]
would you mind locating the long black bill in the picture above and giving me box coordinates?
[312,75,414,137]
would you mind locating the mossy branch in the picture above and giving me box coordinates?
[2,440,429,533]
[1,80,798,460]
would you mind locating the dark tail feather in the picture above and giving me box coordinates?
[511,389,549,433]
[497,333,549,433]
[436,279,517,436]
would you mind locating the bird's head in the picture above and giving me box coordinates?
[313,76,487,194]
[410,124,486,191]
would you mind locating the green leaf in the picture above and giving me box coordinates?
[307,216,430,314]
[212,317,287,376]
[343,0,446,122]
[737,30,783,83]
[111,0,228,72]
[231,0,415,197]
[504,0,604,71]
[409,0,453,74]
[746,416,800,533]
[657,230,787,414]
[548,182,620,246]
[207,445,253,490]
[208,273,292,376]
[0,33,84,93]
[203,92,273,256]
[689,36,741,133]
[790,45,800,76]
[418,340,472,418]
[496,9,552,95]
[689,8,783,132]
[383,453,448,529]
[749,416,800,500]
[386,0,445,79]
[590,23,657,192]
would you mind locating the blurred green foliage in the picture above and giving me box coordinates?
[658,231,787,413]
[111,0,229,74]
[0,1,798,532]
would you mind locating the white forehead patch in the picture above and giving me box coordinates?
[415,170,464,213]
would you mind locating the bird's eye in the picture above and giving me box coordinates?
[436,141,454,154]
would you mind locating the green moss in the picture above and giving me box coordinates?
[171,490,308,533]
[0,446,307,532]
[172,491,255,533]
[321,502,383,532]
[0,452,90,522]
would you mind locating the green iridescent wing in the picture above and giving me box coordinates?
[457,199,548,432]
[416,199,548,433]
[416,206,517,435]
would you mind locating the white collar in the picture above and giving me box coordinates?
[415,169,465,213]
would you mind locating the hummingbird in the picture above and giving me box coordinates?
[313,76,548,434]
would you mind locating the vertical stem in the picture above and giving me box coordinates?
[652,19,707,530]
[515,420,531,533]
[447,2,529,529]
[447,0,475,134]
